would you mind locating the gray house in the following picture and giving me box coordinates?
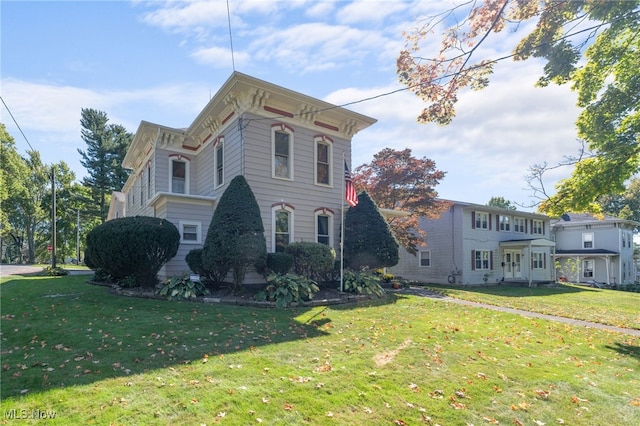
[108,72,376,281]
[552,213,638,286]
[389,201,555,286]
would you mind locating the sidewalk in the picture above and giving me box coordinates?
[396,286,640,337]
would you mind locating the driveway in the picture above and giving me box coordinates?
[0,264,93,278]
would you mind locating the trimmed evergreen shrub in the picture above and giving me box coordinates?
[185,248,204,275]
[344,191,399,270]
[202,175,266,293]
[285,242,335,281]
[84,216,180,287]
[267,252,294,275]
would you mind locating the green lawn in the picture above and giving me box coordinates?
[1,275,639,425]
[424,283,640,330]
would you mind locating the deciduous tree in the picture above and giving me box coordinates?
[487,196,517,210]
[352,148,449,255]
[398,0,640,216]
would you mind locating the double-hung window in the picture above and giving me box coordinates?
[179,221,201,244]
[582,232,594,249]
[314,136,332,186]
[532,252,545,269]
[170,158,189,194]
[582,260,594,278]
[273,205,294,252]
[315,210,333,246]
[474,250,491,270]
[272,125,294,180]
[419,250,431,267]
[215,139,224,188]
[532,219,543,235]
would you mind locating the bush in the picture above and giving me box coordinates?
[84,216,180,288]
[342,269,386,297]
[255,273,320,308]
[285,242,335,281]
[158,274,210,301]
[41,266,69,276]
[202,176,266,293]
[267,252,294,275]
[318,260,341,288]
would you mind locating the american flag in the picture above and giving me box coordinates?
[344,161,358,207]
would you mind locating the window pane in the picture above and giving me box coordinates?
[172,160,186,193]
[317,215,329,245]
[317,163,329,184]
[183,225,198,241]
[276,211,289,233]
[317,143,328,163]
[275,133,289,155]
[216,145,223,185]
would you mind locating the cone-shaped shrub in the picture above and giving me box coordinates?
[202,175,266,293]
[344,191,399,270]
[84,216,180,287]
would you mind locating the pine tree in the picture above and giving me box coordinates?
[344,191,399,270]
[202,176,266,293]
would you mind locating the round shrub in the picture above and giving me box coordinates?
[267,252,294,275]
[186,248,204,274]
[84,216,180,287]
[285,242,335,281]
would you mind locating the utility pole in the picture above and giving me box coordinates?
[76,209,80,264]
[51,166,57,269]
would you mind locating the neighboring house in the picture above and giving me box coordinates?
[389,201,555,286]
[108,72,376,282]
[552,213,639,286]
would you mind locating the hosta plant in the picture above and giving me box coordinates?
[256,273,319,308]
[342,269,386,297]
[158,274,210,301]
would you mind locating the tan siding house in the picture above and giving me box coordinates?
[108,72,376,282]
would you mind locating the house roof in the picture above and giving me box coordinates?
[123,71,377,173]
[551,212,640,229]
[439,199,550,220]
[499,238,556,248]
[555,249,619,256]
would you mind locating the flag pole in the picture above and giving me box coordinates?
[340,151,345,293]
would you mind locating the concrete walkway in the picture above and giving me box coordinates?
[396,286,640,337]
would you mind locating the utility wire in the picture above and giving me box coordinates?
[227,0,235,72]
[1,95,35,151]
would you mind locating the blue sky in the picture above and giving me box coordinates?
[1,0,583,210]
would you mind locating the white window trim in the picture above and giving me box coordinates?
[514,217,525,233]
[314,136,333,187]
[582,259,594,278]
[418,250,431,268]
[271,204,295,252]
[582,232,594,249]
[179,220,202,244]
[215,138,224,188]
[271,124,294,181]
[315,209,334,247]
[169,156,190,194]
[475,212,489,230]
[532,252,544,269]
[499,215,511,231]
[532,219,543,235]
[475,249,491,270]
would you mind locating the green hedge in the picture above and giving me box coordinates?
[84,216,180,287]
[285,242,335,281]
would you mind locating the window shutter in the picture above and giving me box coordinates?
[496,215,500,230]
[490,251,494,270]
[530,219,533,234]
[544,253,547,269]
[489,214,492,230]
[471,250,476,270]
[525,219,528,233]
[471,212,476,229]
[542,221,546,235]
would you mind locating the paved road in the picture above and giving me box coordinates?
[0,264,92,278]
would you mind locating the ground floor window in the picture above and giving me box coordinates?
[582,259,594,278]
[531,252,545,269]
[272,205,294,252]
[179,221,201,244]
[419,250,431,267]
[474,250,491,270]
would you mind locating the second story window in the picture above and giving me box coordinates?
[170,158,188,194]
[514,217,525,233]
[474,212,489,229]
[315,137,332,186]
[272,125,294,180]
[499,215,510,231]
[215,139,224,187]
[583,232,594,249]
[532,219,544,235]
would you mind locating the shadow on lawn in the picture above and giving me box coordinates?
[605,342,640,361]
[0,276,400,399]
[425,283,600,298]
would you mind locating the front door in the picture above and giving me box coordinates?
[504,250,522,279]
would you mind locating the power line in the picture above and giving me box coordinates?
[227,0,235,72]
[0,96,35,151]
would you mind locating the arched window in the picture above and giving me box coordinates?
[271,124,294,180]
[314,136,333,186]
[315,208,334,246]
[272,204,295,252]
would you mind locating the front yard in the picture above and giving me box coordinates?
[1,274,639,425]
